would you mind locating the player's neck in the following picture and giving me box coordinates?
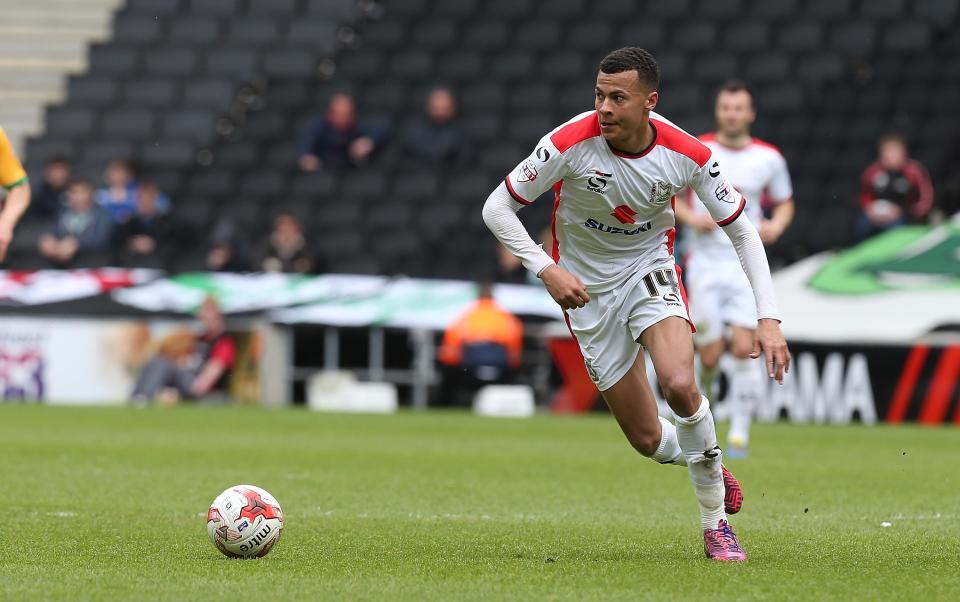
[609,120,656,156]
[715,131,752,149]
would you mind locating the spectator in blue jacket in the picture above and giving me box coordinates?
[38,179,113,267]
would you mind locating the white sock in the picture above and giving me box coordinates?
[650,416,687,466]
[729,358,762,446]
[674,396,726,531]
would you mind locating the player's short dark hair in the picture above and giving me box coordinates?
[716,79,754,105]
[598,47,660,91]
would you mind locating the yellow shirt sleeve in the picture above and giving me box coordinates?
[0,127,28,190]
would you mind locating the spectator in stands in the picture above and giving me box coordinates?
[38,179,113,267]
[114,181,175,268]
[856,134,934,241]
[437,282,523,406]
[205,217,251,272]
[95,159,138,223]
[938,127,960,218]
[298,93,385,171]
[399,87,468,165]
[130,296,236,404]
[29,155,71,220]
[257,212,316,274]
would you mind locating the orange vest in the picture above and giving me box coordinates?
[438,299,523,367]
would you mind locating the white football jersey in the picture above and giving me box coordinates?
[505,111,746,293]
[688,133,793,262]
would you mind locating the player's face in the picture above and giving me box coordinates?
[595,71,658,144]
[715,90,756,137]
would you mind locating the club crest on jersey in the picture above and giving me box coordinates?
[715,180,734,203]
[650,181,673,206]
[587,170,612,194]
[518,159,538,183]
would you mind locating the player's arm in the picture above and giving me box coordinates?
[690,156,790,382]
[482,136,589,310]
[673,189,717,232]
[759,153,795,244]
[0,129,31,262]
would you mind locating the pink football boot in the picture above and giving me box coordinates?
[703,520,747,562]
[722,465,743,514]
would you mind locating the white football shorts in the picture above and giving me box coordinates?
[566,263,693,392]
[686,256,757,345]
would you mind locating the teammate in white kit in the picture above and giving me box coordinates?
[676,81,795,458]
[482,48,790,562]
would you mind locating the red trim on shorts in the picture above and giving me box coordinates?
[674,264,696,334]
[716,197,746,226]
[504,176,533,205]
[550,113,601,154]
[666,227,676,256]
[651,117,711,167]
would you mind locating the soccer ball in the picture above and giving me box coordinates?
[206,484,284,559]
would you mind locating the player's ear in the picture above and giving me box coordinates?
[645,90,659,111]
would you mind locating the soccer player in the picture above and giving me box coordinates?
[0,125,32,262]
[675,81,795,459]
[482,48,790,562]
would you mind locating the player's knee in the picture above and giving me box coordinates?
[628,430,660,457]
[659,372,699,406]
[730,341,753,359]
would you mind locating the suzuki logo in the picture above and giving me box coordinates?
[610,205,637,225]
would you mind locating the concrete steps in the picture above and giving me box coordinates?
[0,0,122,154]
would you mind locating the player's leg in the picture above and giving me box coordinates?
[726,325,762,457]
[722,266,765,457]
[687,263,726,397]
[600,347,686,466]
[638,316,745,560]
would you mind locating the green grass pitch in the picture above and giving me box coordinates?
[2,404,959,601]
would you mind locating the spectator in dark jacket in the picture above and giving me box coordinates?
[206,217,251,272]
[38,179,113,267]
[298,93,385,171]
[258,212,316,274]
[115,181,176,268]
[29,155,71,220]
[856,134,934,241]
[399,87,468,165]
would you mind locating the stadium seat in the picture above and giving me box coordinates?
[410,19,459,50]
[213,142,260,167]
[187,169,236,198]
[122,79,179,108]
[745,55,792,83]
[286,20,338,54]
[204,49,259,78]
[804,0,854,18]
[462,20,510,51]
[335,52,383,80]
[727,23,770,52]
[290,172,340,198]
[228,19,281,48]
[88,43,140,76]
[914,0,960,21]
[539,51,587,83]
[860,0,907,20]
[460,83,504,111]
[183,80,236,109]
[45,107,97,138]
[537,0,583,18]
[671,22,718,52]
[778,22,824,52]
[247,0,297,16]
[360,21,407,49]
[618,23,665,50]
[67,78,120,107]
[695,0,746,18]
[168,17,223,47]
[263,50,316,78]
[81,141,135,167]
[123,0,183,16]
[341,172,388,198]
[644,0,693,19]
[163,110,218,143]
[434,0,481,18]
[303,0,357,20]
[753,0,800,19]
[140,140,196,167]
[437,52,486,82]
[566,21,615,52]
[488,51,535,80]
[112,15,164,46]
[882,22,931,52]
[829,23,876,56]
[145,49,200,76]
[187,0,243,17]
[388,51,435,81]
[514,22,562,51]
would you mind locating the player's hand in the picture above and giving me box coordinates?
[751,318,791,384]
[540,265,590,310]
[0,219,13,262]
